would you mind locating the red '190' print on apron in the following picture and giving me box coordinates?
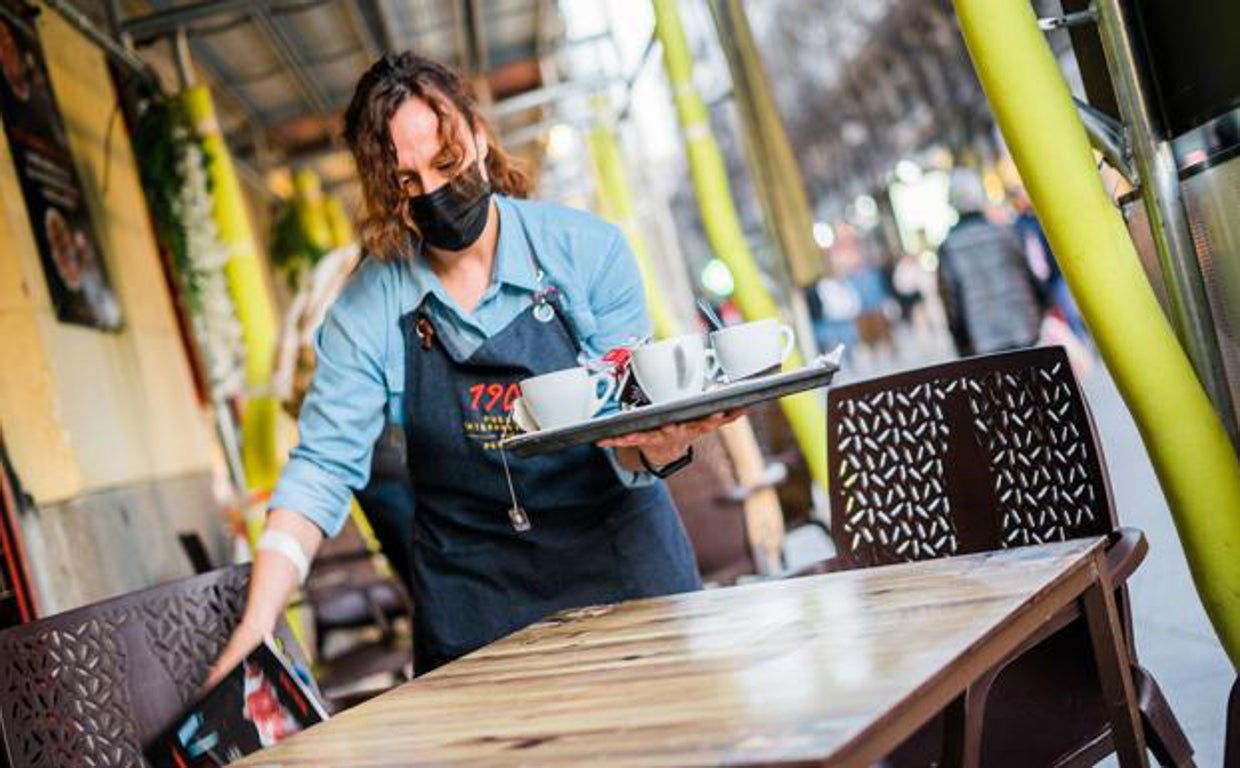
[468,382,520,413]
[464,381,520,451]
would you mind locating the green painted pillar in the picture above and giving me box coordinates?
[953,0,1240,667]
[293,168,333,251]
[652,0,828,489]
[587,99,681,340]
[587,98,790,571]
[182,86,281,495]
[324,195,356,249]
[705,0,822,288]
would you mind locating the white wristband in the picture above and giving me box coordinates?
[257,530,311,584]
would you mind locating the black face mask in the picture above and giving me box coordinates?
[407,161,492,251]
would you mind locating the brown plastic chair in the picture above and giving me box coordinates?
[665,430,760,584]
[177,522,412,708]
[305,517,412,705]
[0,565,317,768]
[825,346,1192,767]
[669,426,837,585]
[308,518,409,645]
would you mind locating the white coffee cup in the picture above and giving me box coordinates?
[630,333,710,403]
[519,367,616,430]
[708,318,796,382]
[509,396,538,433]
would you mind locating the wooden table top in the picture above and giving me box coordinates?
[234,537,1104,768]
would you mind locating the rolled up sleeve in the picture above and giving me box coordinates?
[269,457,357,537]
[269,263,391,537]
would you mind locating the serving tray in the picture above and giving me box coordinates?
[502,347,842,457]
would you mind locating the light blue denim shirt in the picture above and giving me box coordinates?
[270,195,654,537]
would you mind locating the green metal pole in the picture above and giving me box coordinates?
[587,97,789,571]
[182,85,280,495]
[293,168,333,252]
[324,195,356,249]
[652,0,828,489]
[705,0,822,288]
[953,0,1240,668]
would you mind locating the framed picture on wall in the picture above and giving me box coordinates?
[0,0,122,331]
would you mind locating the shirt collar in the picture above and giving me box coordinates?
[492,195,540,293]
[405,194,540,310]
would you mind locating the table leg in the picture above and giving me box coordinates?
[1081,552,1149,768]
[940,692,974,768]
[941,693,966,768]
[940,668,997,768]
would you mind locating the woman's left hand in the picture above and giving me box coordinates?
[598,409,746,468]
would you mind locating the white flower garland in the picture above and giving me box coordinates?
[173,130,246,397]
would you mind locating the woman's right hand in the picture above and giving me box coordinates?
[201,508,324,693]
[203,617,270,692]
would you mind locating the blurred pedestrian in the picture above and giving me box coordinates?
[891,249,926,325]
[812,275,861,359]
[938,169,1047,356]
[1011,186,1089,342]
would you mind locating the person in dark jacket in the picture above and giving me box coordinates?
[937,169,1047,356]
[1012,186,1089,342]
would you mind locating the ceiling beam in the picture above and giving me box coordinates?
[186,38,268,129]
[122,0,253,42]
[225,46,358,86]
[342,0,381,62]
[489,75,618,118]
[450,0,471,72]
[466,0,488,73]
[251,7,331,115]
[371,0,398,53]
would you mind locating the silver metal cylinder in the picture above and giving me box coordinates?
[1073,97,1136,184]
[1094,0,1239,448]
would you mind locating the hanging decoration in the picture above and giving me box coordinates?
[133,96,245,397]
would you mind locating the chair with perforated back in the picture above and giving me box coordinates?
[665,430,759,585]
[0,566,318,768]
[826,346,1191,767]
[305,423,415,705]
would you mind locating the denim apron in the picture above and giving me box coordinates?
[399,264,701,674]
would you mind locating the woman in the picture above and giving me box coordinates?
[209,52,738,680]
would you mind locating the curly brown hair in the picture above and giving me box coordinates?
[343,52,532,259]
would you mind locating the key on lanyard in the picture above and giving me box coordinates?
[498,426,531,532]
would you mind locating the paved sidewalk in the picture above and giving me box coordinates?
[1084,370,1231,767]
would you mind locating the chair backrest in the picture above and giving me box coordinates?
[0,565,312,768]
[828,346,1116,568]
[666,430,757,585]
